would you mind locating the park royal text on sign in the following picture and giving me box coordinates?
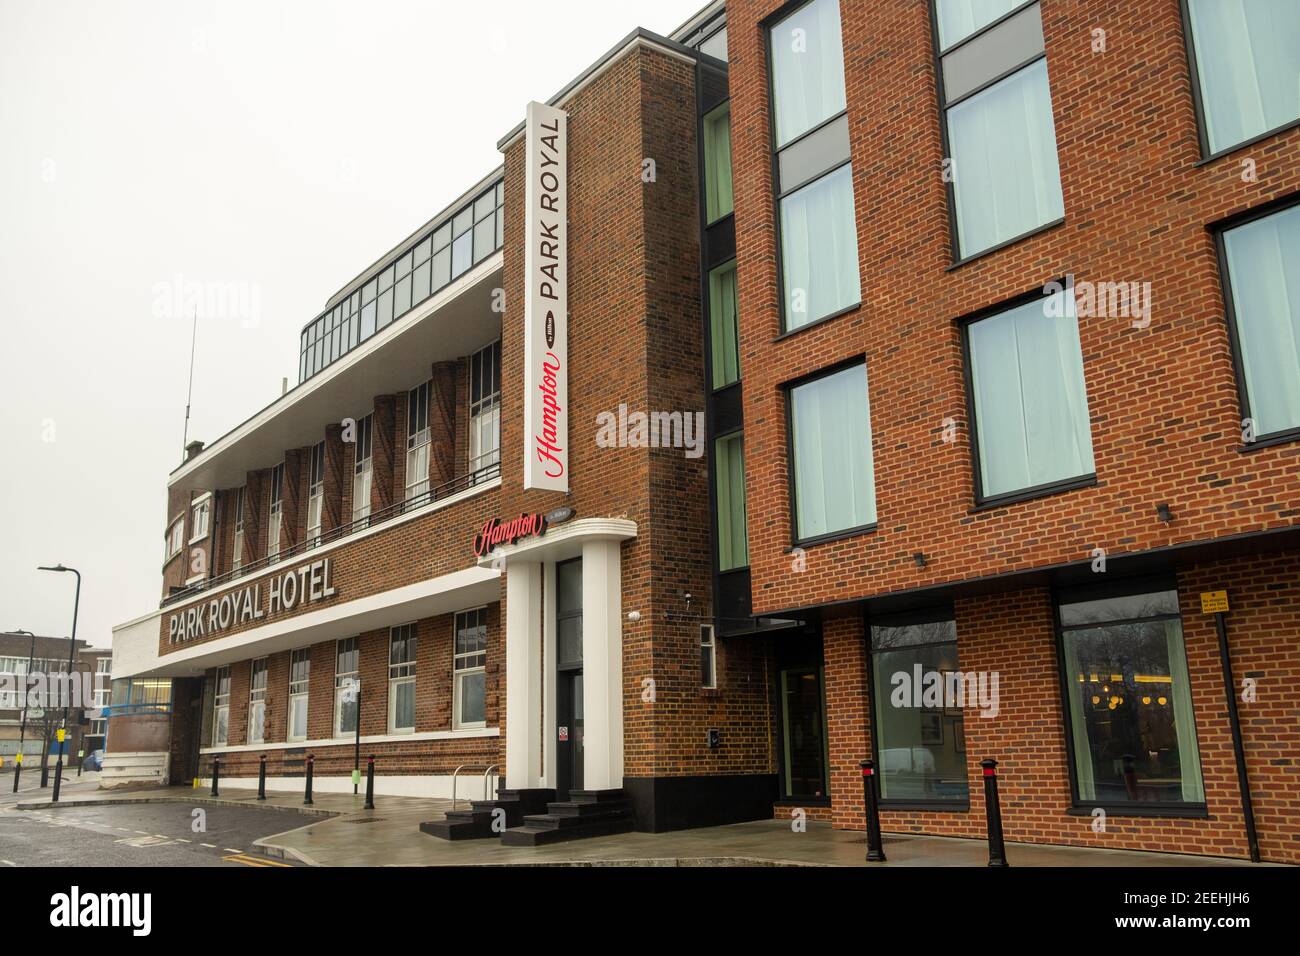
[523,100,569,492]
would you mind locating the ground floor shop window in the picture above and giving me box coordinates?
[247,658,267,744]
[869,608,969,804]
[288,648,309,741]
[334,637,359,737]
[1057,580,1205,808]
[211,666,230,747]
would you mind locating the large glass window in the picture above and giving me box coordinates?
[453,609,487,729]
[211,666,230,747]
[708,261,740,389]
[788,362,876,540]
[247,658,267,745]
[1219,201,1300,441]
[703,102,734,223]
[770,0,847,148]
[937,2,1064,259]
[1058,582,1205,807]
[469,341,502,480]
[780,665,828,799]
[334,637,359,737]
[1185,0,1300,158]
[934,0,1023,50]
[779,163,861,329]
[405,381,431,503]
[769,0,859,331]
[388,624,417,734]
[965,287,1095,502]
[288,648,310,742]
[870,610,969,804]
[714,432,749,571]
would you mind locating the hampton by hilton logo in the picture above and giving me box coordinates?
[472,514,548,557]
[168,558,338,644]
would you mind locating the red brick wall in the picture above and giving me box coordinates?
[724,0,1300,618]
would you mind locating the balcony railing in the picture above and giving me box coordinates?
[161,461,501,609]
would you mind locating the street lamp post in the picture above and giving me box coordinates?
[38,565,80,803]
[9,630,36,793]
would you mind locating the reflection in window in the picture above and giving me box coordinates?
[1059,585,1204,806]
[870,611,969,803]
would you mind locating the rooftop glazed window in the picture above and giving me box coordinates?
[299,178,504,383]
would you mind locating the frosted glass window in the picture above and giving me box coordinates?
[780,163,860,330]
[770,0,847,148]
[790,363,876,539]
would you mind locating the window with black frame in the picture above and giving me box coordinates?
[768,0,860,332]
[869,608,969,805]
[1216,199,1300,444]
[1183,0,1300,159]
[934,0,1065,261]
[1057,581,1205,809]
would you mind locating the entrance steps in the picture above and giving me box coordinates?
[499,789,634,847]
[419,788,553,841]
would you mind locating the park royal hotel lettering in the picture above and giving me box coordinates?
[523,100,569,493]
[168,558,338,644]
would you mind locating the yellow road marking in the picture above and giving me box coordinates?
[222,853,292,868]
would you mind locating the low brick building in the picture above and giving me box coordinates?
[112,0,1299,859]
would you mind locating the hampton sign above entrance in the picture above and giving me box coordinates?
[167,558,339,644]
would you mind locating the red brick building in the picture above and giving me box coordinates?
[112,0,1299,859]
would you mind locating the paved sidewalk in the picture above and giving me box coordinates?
[11,786,1267,867]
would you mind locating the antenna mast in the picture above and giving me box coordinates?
[182,309,198,454]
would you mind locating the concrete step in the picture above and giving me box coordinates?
[499,814,634,847]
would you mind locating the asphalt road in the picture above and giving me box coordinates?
[0,801,309,867]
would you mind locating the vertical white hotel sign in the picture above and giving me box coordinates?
[523,101,569,492]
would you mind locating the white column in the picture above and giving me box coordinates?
[581,539,623,791]
[504,560,543,789]
[542,559,558,789]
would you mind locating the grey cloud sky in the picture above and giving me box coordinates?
[0,0,709,647]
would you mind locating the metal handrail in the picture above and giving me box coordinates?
[450,763,498,811]
[161,461,500,609]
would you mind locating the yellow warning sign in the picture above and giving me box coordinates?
[1200,590,1229,614]
[56,728,66,743]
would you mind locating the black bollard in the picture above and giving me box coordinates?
[303,754,314,806]
[211,757,220,797]
[257,754,267,800]
[859,759,886,861]
[11,753,20,793]
[364,755,375,810]
[981,759,1009,867]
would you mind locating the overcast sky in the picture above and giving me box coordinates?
[0,0,709,649]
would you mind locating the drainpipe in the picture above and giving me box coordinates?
[1214,609,1260,863]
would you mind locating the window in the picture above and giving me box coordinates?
[699,24,727,61]
[288,648,310,742]
[248,658,267,745]
[388,624,417,733]
[1217,200,1300,442]
[453,609,487,729]
[769,0,859,331]
[700,624,717,689]
[779,664,828,799]
[406,381,431,503]
[1184,0,1300,158]
[788,362,876,541]
[352,413,373,525]
[708,261,740,389]
[165,517,184,561]
[937,1,1064,259]
[93,657,111,709]
[469,341,501,480]
[714,432,749,570]
[189,496,210,544]
[334,638,359,737]
[703,102,734,223]
[870,609,969,804]
[267,462,284,561]
[306,441,325,547]
[1057,580,1205,808]
[556,558,583,667]
[964,286,1095,502]
[232,487,245,572]
[298,178,505,383]
[212,666,230,747]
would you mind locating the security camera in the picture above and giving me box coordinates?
[627,610,642,623]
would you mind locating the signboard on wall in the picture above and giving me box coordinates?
[522,100,569,492]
